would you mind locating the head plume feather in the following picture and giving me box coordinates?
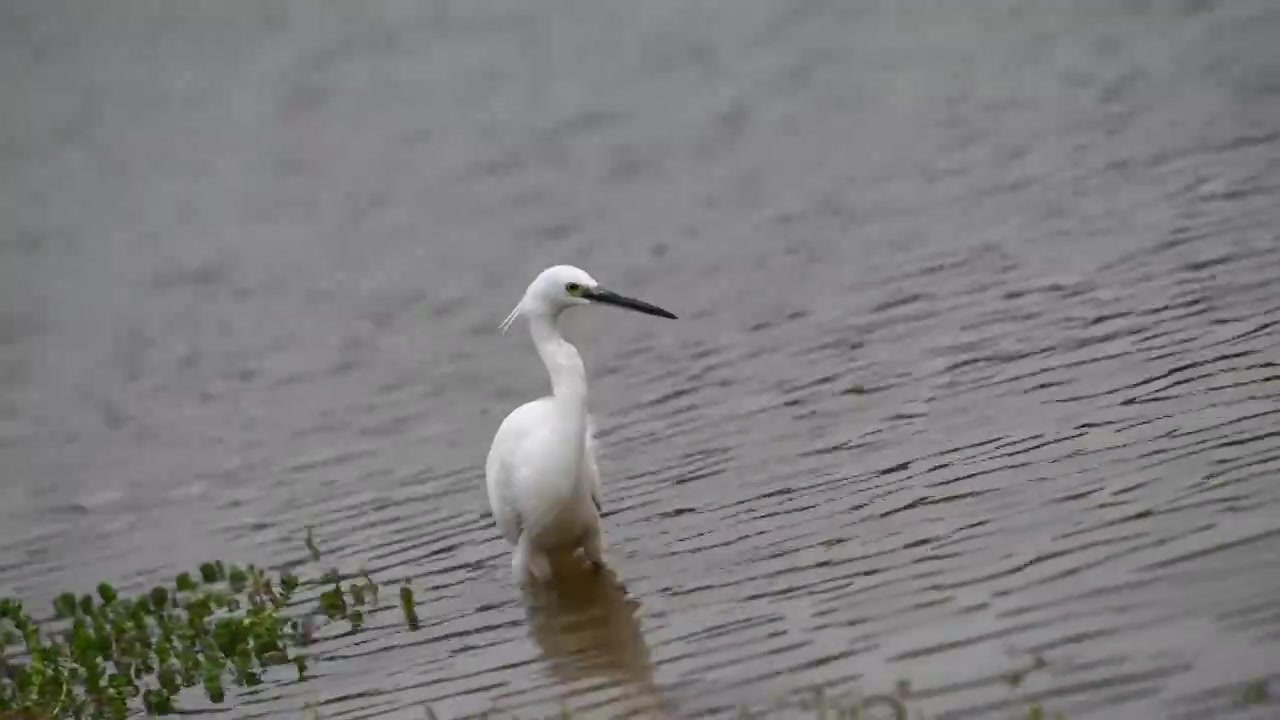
[498,298,522,334]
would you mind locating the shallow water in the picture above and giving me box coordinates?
[3,1,1279,718]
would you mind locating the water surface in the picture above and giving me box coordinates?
[2,1,1279,718]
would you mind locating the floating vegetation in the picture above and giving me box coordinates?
[775,685,908,720]
[399,582,420,631]
[1239,678,1269,706]
[304,526,322,563]
[0,532,421,719]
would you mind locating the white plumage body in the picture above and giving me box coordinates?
[484,264,675,584]
[485,397,602,553]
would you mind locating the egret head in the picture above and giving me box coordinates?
[500,264,677,333]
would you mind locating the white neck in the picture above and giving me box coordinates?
[528,310,588,404]
[527,310,589,483]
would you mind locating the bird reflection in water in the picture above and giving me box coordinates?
[522,554,668,719]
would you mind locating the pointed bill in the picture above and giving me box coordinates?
[582,288,677,319]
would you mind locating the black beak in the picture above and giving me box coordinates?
[583,287,678,319]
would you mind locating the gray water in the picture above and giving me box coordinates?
[2,1,1279,718]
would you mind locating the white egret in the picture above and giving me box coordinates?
[485,265,677,584]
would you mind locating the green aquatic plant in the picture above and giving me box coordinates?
[1238,678,1269,706]
[304,527,323,563]
[0,533,421,719]
[399,582,419,631]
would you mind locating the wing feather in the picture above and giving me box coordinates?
[583,413,603,513]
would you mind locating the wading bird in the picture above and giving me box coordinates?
[486,265,677,584]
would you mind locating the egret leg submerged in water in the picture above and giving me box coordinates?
[485,265,677,584]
